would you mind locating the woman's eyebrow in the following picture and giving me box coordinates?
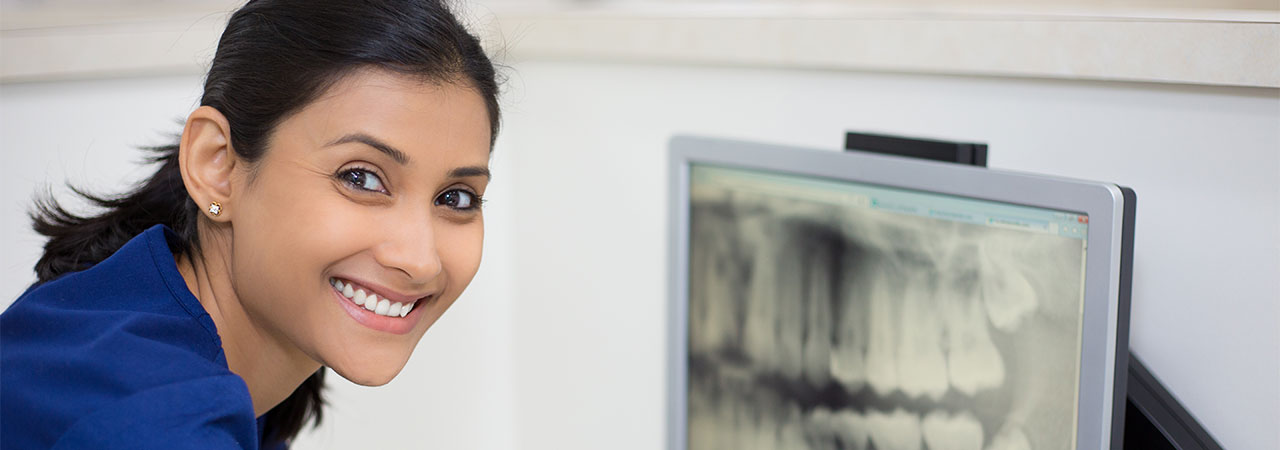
[325,132,409,165]
[449,166,491,180]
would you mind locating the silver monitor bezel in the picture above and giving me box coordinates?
[667,135,1126,450]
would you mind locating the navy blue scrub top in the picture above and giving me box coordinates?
[2,225,282,449]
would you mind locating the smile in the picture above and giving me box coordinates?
[330,277,417,318]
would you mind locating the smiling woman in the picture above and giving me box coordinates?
[0,1,500,449]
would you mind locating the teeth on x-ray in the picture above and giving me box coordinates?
[864,269,900,397]
[979,240,1040,334]
[829,409,871,450]
[802,407,875,450]
[830,249,870,393]
[802,408,843,450]
[743,218,784,376]
[688,223,740,356]
[944,288,1006,397]
[922,410,985,450]
[775,240,807,382]
[867,408,923,450]
[987,426,1033,450]
[801,244,834,388]
[687,179,1085,450]
[896,273,949,400]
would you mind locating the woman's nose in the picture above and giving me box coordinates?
[374,218,443,283]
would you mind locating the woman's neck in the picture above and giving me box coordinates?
[175,229,321,417]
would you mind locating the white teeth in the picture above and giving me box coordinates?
[334,279,415,318]
[923,410,984,450]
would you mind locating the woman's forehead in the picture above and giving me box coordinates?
[275,70,492,167]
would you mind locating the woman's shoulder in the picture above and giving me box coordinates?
[1,225,253,449]
[3,225,223,359]
[50,374,259,450]
[0,350,258,449]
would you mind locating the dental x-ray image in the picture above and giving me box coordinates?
[687,168,1087,450]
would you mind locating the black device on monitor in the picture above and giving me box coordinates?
[844,131,988,167]
[670,135,1134,450]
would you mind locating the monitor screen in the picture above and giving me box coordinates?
[687,164,1089,450]
[669,136,1130,450]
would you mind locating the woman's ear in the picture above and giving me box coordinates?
[179,106,237,222]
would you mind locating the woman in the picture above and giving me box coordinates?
[0,0,499,448]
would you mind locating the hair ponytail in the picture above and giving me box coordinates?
[29,0,500,445]
[32,144,195,283]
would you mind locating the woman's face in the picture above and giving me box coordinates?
[226,69,491,385]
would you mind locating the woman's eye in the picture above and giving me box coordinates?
[340,168,386,193]
[436,189,479,211]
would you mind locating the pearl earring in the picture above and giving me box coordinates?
[208,202,222,216]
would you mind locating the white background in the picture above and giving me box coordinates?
[2,3,1278,450]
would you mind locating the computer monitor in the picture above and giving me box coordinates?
[667,136,1134,450]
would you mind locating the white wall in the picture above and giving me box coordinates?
[0,76,202,294]
[3,25,1278,450]
[497,61,1280,450]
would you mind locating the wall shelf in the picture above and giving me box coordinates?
[2,3,1277,86]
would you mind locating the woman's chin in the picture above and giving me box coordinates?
[328,357,410,387]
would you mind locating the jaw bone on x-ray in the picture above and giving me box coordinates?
[687,173,1087,450]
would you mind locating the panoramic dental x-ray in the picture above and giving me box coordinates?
[686,168,1087,450]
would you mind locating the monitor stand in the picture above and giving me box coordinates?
[1125,354,1225,450]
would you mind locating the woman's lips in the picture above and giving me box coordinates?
[332,277,420,318]
[332,276,433,305]
[329,277,432,334]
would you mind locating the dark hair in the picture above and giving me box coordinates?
[30,0,500,445]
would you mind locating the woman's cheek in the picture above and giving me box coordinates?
[445,220,485,288]
[313,196,381,243]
